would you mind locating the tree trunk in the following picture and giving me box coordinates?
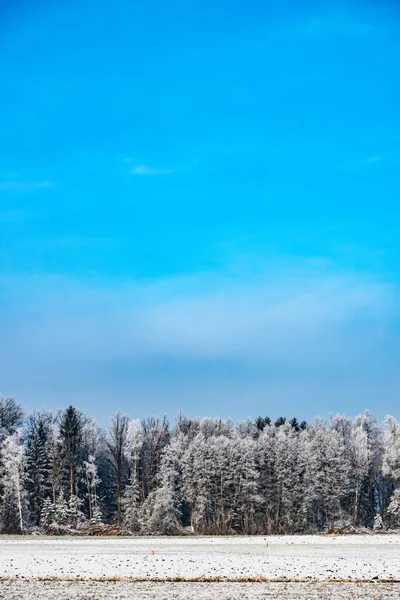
[70,463,74,500]
[116,460,121,528]
[16,472,23,531]
[354,485,359,528]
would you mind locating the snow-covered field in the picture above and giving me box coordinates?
[0,535,399,598]
[1,581,399,600]
[1,534,400,580]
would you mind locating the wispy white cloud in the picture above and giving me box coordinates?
[1,266,397,365]
[0,180,56,192]
[131,165,174,176]
[1,262,399,419]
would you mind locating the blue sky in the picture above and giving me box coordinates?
[1,0,399,425]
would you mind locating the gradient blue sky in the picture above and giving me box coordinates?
[1,0,399,425]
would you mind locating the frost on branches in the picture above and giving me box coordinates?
[1,395,400,535]
[121,419,143,532]
[387,489,400,527]
[0,429,28,532]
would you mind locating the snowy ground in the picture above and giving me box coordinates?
[1,581,400,600]
[0,535,399,598]
[1,535,400,580]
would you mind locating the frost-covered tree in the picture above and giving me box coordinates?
[255,416,271,432]
[41,497,56,527]
[351,412,383,527]
[107,412,129,527]
[373,513,384,531]
[382,416,400,524]
[1,395,398,535]
[66,494,85,527]
[125,419,143,478]
[121,419,143,532]
[147,433,185,534]
[230,434,261,534]
[182,431,210,532]
[83,455,102,523]
[0,430,28,532]
[82,419,103,522]
[387,489,400,527]
[258,422,307,534]
[48,419,63,504]
[0,397,25,532]
[41,492,69,528]
[121,478,140,531]
[183,425,239,534]
[331,414,370,528]
[383,416,400,482]
[140,416,170,499]
[0,397,24,443]
[349,423,369,527]
[304,421,349,531]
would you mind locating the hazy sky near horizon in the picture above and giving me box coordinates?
[1,0,399,425]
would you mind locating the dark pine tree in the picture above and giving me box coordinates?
[59,406,83,500]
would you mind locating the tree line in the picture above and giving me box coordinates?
[0,396,399,535]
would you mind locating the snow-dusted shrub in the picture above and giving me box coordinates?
[387,489,400,527]
[373,513,384,531]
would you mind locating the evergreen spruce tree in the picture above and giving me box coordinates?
[59,406,84,501]
[26,411,53,526]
